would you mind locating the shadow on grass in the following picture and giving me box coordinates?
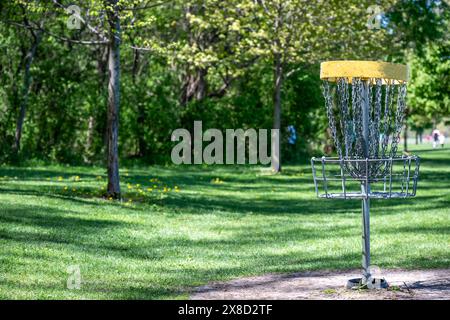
[0,187,109,206]
[0,146,448,298]
[160,192,448,216]
[0,206,128,234]
[0,167,102,180]
[1,200,448,299]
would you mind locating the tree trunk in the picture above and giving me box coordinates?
[12,33,41,154]
[179,4,208,108]
[96,46,109,156]
[180,68,207,107]
[131,48,147,157]
[195,68,207,100]
[272,53,283,173]
[85,115,95,163]
[106,1,121,199]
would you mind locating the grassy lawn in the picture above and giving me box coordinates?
[0,144,449,299]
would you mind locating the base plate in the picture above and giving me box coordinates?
[346,278,389,289]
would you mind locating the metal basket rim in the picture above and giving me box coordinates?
[311,155,420,162]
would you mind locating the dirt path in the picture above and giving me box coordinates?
[190,269,450,300]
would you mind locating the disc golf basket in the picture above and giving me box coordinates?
[311,61,420,289]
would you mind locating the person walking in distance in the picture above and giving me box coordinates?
[432,129,441,148]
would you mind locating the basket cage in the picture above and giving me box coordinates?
[311,156,420,199]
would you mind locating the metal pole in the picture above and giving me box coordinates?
[361,183,371,283]
[361,80,371,284]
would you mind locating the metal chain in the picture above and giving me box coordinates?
[372,78,382,158]
[320,78,408,181]
[390,84,407,157]
[322,81,342,159]
[352,78,364,158]
[337,78,350,157]
[369,78,383,176]
[380,82,392,158]
[348,78,366,178]
[386,82,396,157]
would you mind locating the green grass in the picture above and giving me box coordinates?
[0,144,449,299]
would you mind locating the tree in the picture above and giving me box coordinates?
[1,0,179,198]
[386,0,448,150]
[141,1,260,111]
[0,2,47,156]
[1,0,447,171]
[408,41,450,134]
[237,0,397,171]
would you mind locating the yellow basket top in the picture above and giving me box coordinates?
[320,60,408,84]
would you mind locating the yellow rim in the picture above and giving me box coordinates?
[320,60,408,84]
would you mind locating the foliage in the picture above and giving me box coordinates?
[386,0,448,59]
[408,42,450,129]
[0,0,448,167]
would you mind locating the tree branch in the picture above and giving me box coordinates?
[121,0,174,11]
[2,20,108,45]
[51,0,109,42]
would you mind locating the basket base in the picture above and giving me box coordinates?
[346,278,389,289]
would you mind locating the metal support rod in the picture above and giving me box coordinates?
[361,81,371,283]
[361,182,371,282]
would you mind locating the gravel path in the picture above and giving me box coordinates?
[190,269,450,300]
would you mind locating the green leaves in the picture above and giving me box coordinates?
[0,0,448,164]
[408,42,450,124]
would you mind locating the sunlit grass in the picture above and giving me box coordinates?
[0,143,449,299]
